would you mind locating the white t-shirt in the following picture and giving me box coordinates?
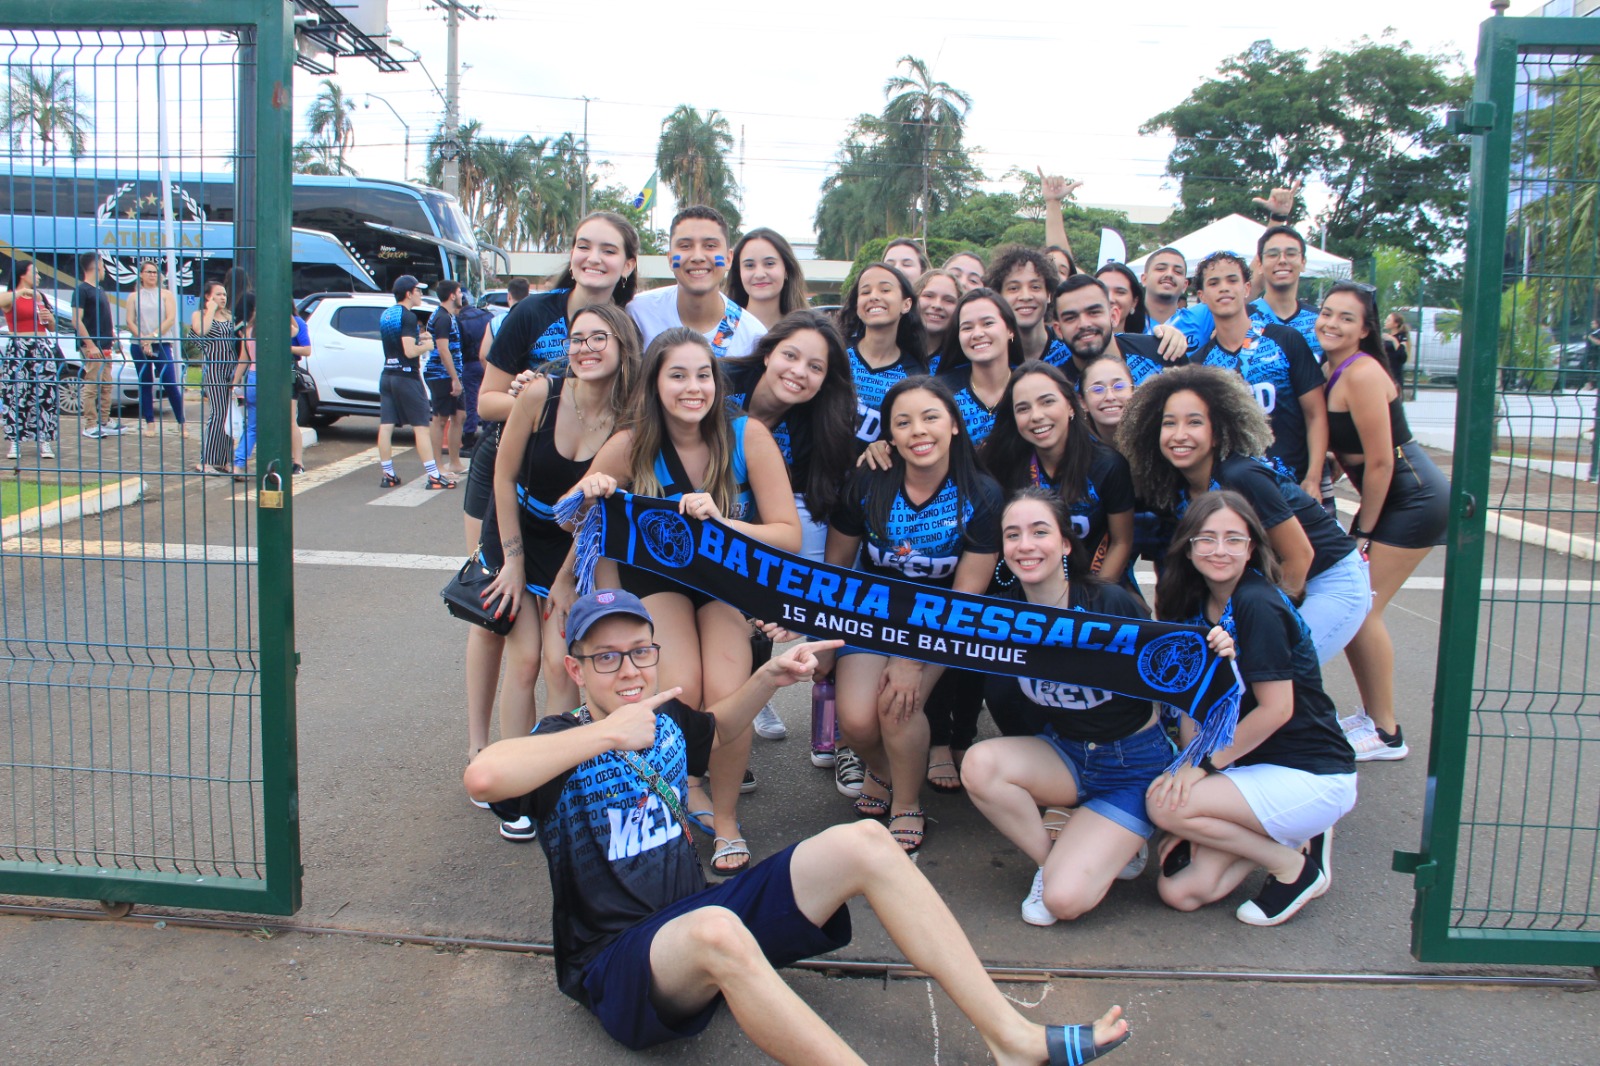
[628,285,767,359]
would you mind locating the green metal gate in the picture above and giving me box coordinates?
[1396,14,1600,965]
[0,4,299,914]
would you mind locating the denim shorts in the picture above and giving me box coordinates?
[1038,720,1174,838]
[1299,549,1371,665]
[580,842,852,1051]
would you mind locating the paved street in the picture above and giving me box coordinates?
[2,414,1597,1066]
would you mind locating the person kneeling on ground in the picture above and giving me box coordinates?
[465,590,1130,1064]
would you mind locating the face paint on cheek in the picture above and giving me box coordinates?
[713,255,726,268]
[671,255,683,268]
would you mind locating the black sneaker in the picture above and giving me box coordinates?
[1305,828,1332,889]
[1236,852,1328,926]
[740,768,757,794]
[379,472,402,487]
[499,815,536,842]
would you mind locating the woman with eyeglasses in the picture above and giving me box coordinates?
[1146,489,1356,927]
[475,307,642,834]
[1078,354,1136,443]
[570,327,801,875]
[981,361,1136,596]
[1117,366,1369,667]
[1316,283,1449,762]
[963,488,1235,927]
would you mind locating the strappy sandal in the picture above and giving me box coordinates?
[710,836,751,877]
[926,759,962,793]
[888,809,927,854]
[1043,807,1073,839]
[1046,1022,1129,1063]
[853,768,891,818]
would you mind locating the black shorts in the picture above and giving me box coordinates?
[578,842,851,1051]
[427,376,462,417]
[378,373,431,428]
[462,423,500,521]
[617,561,718,612]
[1349,440,1450,549]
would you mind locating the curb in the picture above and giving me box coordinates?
[1,475,147,540]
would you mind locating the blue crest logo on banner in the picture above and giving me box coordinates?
[1137,632,1208,694]
[639,510,695,569]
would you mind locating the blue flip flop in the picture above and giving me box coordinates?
[1046,1022,1129,1064]
[686,810,715,836]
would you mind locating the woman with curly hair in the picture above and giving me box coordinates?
[728,228,810,329]
[1117,366,1368,665]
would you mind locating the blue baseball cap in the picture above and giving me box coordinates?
[566,589,654,648]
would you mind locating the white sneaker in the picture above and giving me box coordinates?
[102,421,126,436]
[82,425,104,439]
[1350,723,1409,762]
[38,442,54,459]
[753,703,787,740]
[810,746,837,769]
[1021,868,1057,926]
[5,442,17,460]
[1117,842,1149,881]
[1339,710,1375,737]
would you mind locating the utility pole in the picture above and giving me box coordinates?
[429,1,480,199]
[579,96,591,218]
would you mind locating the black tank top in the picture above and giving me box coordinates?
[516,375,595,533]
[1325,352,1413,453]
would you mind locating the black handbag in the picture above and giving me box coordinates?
[292,362,315,397]
[440,552,514,634]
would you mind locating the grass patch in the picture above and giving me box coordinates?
[1,478,107,517]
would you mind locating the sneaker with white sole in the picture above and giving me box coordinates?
[5,442,17,460]
[1351,722,1409,762]
[82,425,104,439]
[38,442,54,459]
[753,703,787,740]
[499,815,536,842]
[1338,710,1376,737]
[811,746,837,769]
[1021,867,1057,926]
[1236,852,1328,926]
[1117,842,1149,881]
[834,747,864,798]
[740,768,758,794]
[102,420,126,436]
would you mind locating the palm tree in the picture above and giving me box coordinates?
[655,105,741,232]
[881,56,973,242]
[427,120,487,220]
[2,66,90,162]
[305,79,357,173]
[292,139,357,176]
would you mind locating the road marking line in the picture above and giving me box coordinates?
[293,446,399,494]
[368,473,449,507]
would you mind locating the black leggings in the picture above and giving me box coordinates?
[924,668,985,749]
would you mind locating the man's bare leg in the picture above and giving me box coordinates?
[647,905,864,1066]
[788,821,1127,1065]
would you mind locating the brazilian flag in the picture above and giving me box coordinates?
[632,171,658,212]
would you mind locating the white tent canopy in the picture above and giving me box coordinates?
[1125,213,1352,280]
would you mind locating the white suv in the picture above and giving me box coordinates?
[295,291,438,425]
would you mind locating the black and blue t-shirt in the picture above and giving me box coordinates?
[379,303,422,375]
[501,700,714,1003]
[848,346,923,444]
[723,360,809,491]
[935,364,1002,447]
[486,288,572,377]
[1197,323,1323,483]
[1113,332,1174,385]
[1178,454,1356,580]
[1188,570,1354,776]
[1030,438,1135,561]
[424,306,462,381]
[1250,297,1322,359]
[832,468,1002,584]
[1041,335,1072,372]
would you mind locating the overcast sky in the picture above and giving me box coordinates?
[321,0,1501,246]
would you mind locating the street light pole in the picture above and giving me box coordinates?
[443,3,460,197]
[579,96,591,218]
[364,94,411,181]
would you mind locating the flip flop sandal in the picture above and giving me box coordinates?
[1043,807,1074,839]
[888,809,927,855]
[853,768,891,818]
[1046,1022,1129,1064]
[685,809,715,837]
[926,760,962,794]
[710,836,751,877]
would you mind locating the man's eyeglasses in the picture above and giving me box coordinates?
[571,644,661,673]
[1189,534,1252,557]
[1084,380,1131,398]
[569,331,612,352]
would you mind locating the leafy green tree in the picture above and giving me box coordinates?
[883,55,974,241]
[2,66,90,162]
[655,105,741,232]
[1516,56,1600,334]
[305,79,357,173]
[427,120,488,221]
[589,183,666,254]
[292,139,356,176]
[1499,280,1555,391]
[1142,36,1469,269]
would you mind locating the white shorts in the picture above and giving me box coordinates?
[795,493,828,563]
[1222,763,1357,848]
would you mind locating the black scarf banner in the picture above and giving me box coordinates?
[559,491,1242,765]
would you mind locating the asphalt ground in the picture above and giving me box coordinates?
[2,415,1597,1065]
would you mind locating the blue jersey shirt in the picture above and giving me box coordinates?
[832,469,1002,585]
[1196,322,1323,483]
[935,364,1000,448]
[424,306,463,381]
[848,346,924,444]
[1250,297,1323,359]
[379,303,422,375]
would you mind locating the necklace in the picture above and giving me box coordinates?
[571,383,612,432]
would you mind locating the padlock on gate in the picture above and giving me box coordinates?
[260,470,285,509]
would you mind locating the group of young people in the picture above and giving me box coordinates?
[446,194,1449,1062]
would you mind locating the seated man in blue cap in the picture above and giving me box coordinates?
[466,588,1129,1064]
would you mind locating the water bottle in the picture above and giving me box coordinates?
[810,673,836,763]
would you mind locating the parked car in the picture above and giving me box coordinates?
[294,291,438,425]
[1393,305,1463,386]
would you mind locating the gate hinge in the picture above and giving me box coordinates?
[1446,103,1498,135]
[1393,850,1438,887]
